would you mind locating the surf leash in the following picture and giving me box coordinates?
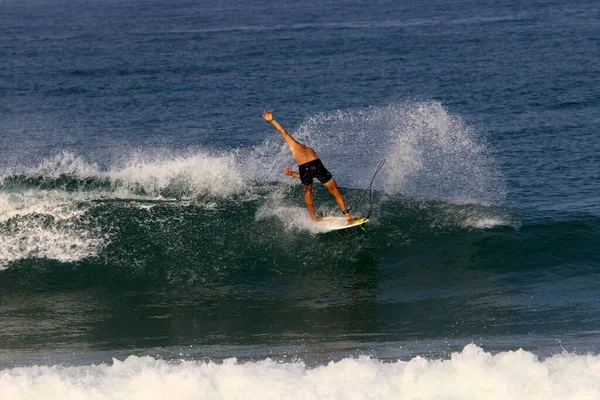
[365,159,385,219]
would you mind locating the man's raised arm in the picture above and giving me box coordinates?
[262,110,301,148]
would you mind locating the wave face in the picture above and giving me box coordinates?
[2,345,600,400]
[1,103,597,330]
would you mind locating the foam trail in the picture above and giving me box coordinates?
[255,203,341,233]
[1,345,599,400]
[435,203,520,230]
[254,184,351,233]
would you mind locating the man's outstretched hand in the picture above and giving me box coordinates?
[263,110,274,122]
[283,166,300,179]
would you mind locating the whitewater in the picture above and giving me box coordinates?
[2,345,600,400]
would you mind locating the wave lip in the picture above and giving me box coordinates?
[1,345,599,400]
[108,152,248,199]
[1,150,249,200]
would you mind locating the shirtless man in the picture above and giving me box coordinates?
[263,110,356,222]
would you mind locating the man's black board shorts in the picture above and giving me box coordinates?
[299,159,333,186]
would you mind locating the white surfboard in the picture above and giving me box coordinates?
[317,217,369,232]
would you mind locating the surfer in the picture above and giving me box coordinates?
[263,110,357,222]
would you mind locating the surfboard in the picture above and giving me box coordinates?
[317,217,369,232]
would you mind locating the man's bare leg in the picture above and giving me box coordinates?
[303,184,322,221]
[323,179,357,222]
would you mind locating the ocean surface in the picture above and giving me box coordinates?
[1,0,599,398]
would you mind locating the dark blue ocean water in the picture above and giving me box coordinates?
[0,0,599,398]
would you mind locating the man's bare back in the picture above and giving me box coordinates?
[290,143,319,166]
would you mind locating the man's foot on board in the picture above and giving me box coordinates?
[311,215,323,222]
[343,209,359,223]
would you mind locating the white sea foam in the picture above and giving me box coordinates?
[255,188,344,233]
[1,345,599,400]
[255,203,321,233]
[24,151,100,179]
[0,190,106,266]
[1,149,249,200]
[461,216,513,230]
[435,206,520,231]
[0,215,105,266]
[108,151,247,199]
[379,102,505,204]
[0,190,85,223]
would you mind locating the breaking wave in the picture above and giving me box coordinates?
[1,345,599,400]
[0,102,512,267]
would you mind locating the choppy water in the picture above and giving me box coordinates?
[1,0,599,398]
